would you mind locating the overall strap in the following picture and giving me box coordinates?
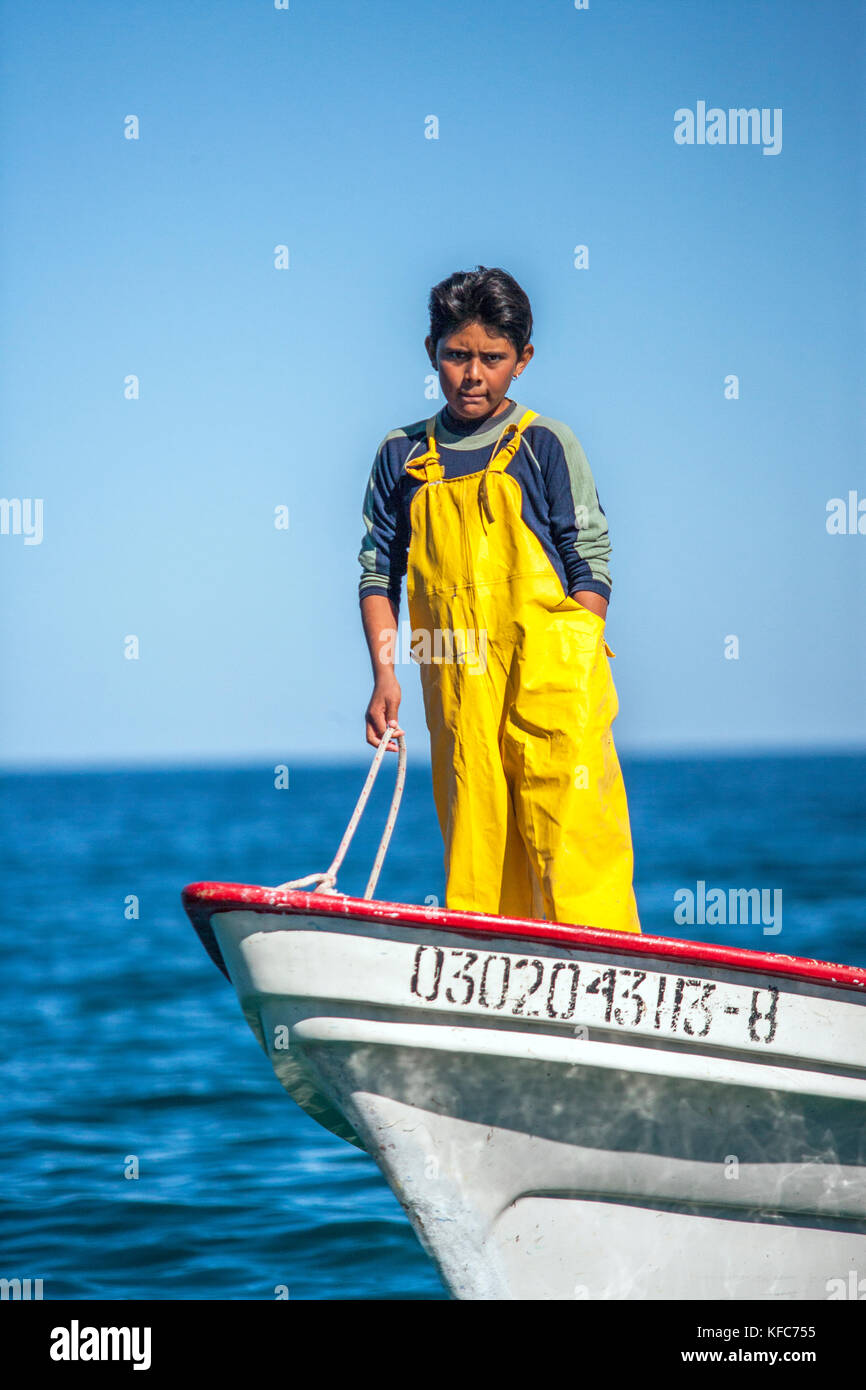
[479,408,538,523]
[485,408,538,473]
[403,405,537,488]
[402,414,444,482]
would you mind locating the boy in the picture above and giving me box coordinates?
[358,266,640,933]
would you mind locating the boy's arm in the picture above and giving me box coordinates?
[357,439,408,610]
[571,587,608,618]
[360,592,403,750]
[531,422,612,617]
[358,440,408,748]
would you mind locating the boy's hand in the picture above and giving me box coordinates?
[570,589,609,620]
[365,676,404,751]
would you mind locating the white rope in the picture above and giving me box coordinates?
[274,724,407,900]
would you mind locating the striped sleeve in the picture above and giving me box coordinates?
[533,422,612,601]
[357,437,408,608]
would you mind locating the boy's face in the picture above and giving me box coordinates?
[426,321,533,422]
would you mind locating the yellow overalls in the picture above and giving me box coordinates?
[404,407,641,933]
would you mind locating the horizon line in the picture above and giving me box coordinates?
[2,741,866,776]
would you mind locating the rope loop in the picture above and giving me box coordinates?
[274,724,407,900]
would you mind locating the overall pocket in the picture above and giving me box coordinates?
[550,594,615,658]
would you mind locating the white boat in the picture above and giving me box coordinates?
[183,737,866,1300]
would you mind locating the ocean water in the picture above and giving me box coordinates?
[1,753,864,1301]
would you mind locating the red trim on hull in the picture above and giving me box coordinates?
[181,881,865,994]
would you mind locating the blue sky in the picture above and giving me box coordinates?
[1,0,863,766]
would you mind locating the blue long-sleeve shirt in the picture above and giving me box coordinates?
[358,398,612,612]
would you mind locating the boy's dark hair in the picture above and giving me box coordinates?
[428,266,533,359]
